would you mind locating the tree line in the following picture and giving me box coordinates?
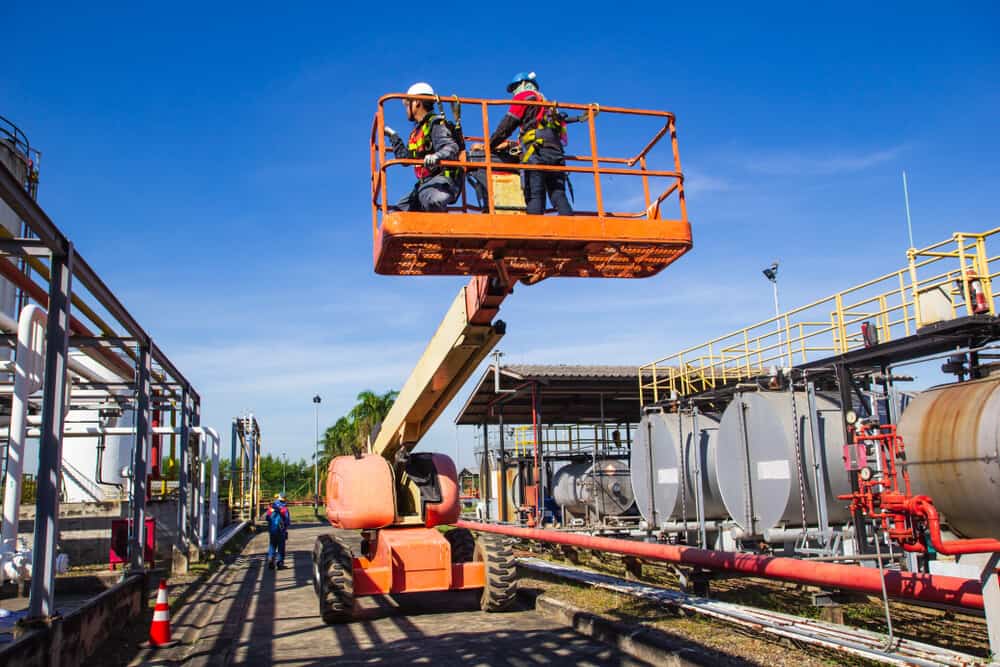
[251,389,399,501]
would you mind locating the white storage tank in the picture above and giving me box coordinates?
[59,353,135,503]
[715,391,852,534]
[630,410,727,528]
[552,459,635,521]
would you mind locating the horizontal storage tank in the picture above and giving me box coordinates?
[552,459,635,520]
[716,391,852,534]
[897,376,1000,539]
[630,411,727,528]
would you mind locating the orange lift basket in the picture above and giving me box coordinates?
[370,94,693,283]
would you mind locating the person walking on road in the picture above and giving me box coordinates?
[266,494,291,569]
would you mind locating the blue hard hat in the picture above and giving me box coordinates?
[507,71,538,93]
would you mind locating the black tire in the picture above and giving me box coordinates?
[317,534,354,624]
[474,534,517,612]
[445,528,476,563]
[312,535,331,594]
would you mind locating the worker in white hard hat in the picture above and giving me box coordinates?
[384,82,462,212]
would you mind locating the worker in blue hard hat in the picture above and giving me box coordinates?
[266,493,291,569]
[384,82,462,212]
[483,72,572,216]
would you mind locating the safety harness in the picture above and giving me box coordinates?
[517,91,567,163]
[407,109,464,181]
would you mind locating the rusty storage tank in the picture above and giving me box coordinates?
[630,411,727,528]
[897,376,1000,539]
[552,459,635,520]
[716,391,853,534]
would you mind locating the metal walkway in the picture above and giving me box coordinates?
[520,557,989,666]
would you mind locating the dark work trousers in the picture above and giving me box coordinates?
[523,148,572,215]
[396,175,460,212]
[268,531,286,565]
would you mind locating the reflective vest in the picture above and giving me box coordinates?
[407,113,456,180]
[517,92,567,162]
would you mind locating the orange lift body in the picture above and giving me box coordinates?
[313,94,694,622]
[370,94,693,283]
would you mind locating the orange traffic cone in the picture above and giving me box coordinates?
[148,579,175,647]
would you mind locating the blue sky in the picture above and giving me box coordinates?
[5,3,999,469]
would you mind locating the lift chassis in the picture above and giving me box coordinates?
[312,276,517,622]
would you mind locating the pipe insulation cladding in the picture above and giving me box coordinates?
[630,411,727,528]
[897,376,1000,539]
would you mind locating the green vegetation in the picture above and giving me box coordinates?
[255,389,398,501]
[320,389,398,462]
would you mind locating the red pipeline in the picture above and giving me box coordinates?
[457,521,986,610]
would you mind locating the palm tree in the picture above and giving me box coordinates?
[318,389,398,471]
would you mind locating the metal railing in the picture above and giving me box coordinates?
[369,94,688,232]
[0,114,40,198]
[639,228,1000,404]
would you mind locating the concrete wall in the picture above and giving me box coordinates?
[0,573,146,667]
[17,499,231,566]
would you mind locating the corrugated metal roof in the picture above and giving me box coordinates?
[503,364,639,380]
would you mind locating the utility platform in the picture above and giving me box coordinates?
[370,95,692,283]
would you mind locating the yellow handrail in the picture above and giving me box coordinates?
[639,228,999,404]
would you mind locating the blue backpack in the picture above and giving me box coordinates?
[268,505,285,536]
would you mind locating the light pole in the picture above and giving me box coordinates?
[313,395,321,509]
[762,262,784,364]
[281,451,287,496]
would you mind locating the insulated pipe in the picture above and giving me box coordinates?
[0,310,109,383]
[0,305,47,581]
[457,521,986,610]
[197,430,206,549]
[207,427,220,550]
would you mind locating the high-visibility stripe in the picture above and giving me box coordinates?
[153,610,170,622]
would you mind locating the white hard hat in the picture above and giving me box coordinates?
[406,82,435,97]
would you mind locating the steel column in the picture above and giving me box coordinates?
[982,553,1000,658]
[498,409,507,523]
[481,421,490,521]
[177,386,190,552]
[129,341,152,571]
[27,247,73,619]
[805,382,830,543]
[531,383,542,522]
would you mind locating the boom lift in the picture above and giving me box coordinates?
[313,94,693,622]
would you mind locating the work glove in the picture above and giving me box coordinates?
[423,153,441,168]
[383,126,397,139]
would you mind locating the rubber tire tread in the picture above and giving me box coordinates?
[318,534,355,624]
[475,534,517,612]
[445,528,476,563]
[312,535,332,594]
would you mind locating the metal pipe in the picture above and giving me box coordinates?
[457,521,986,610]
[1,305,47,582]
[207,427,220,550]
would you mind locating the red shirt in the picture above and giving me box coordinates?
[507,90,544,124]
